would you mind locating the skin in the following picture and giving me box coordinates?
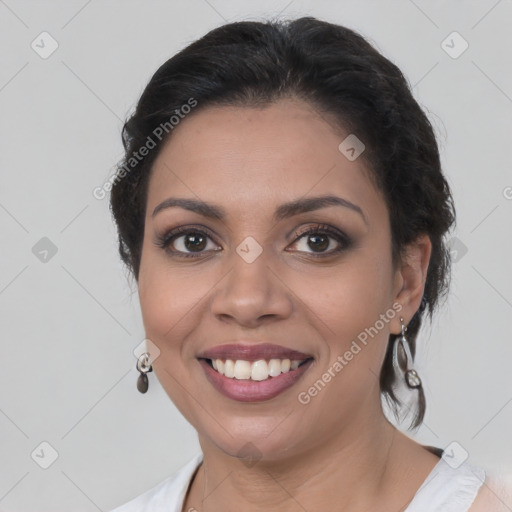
[137,98,443,511]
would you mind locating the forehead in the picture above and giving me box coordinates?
[147,99,384,223]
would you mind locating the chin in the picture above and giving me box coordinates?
[200,417,311,463]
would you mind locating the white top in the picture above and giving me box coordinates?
[109,452,486,512]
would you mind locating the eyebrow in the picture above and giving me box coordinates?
[152,195,367,225]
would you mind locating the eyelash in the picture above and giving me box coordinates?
[154,223,351,259]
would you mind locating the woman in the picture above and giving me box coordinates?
[108,17,492,512]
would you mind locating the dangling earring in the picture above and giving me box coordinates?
[393,317,422,389]
[136,352,153,393]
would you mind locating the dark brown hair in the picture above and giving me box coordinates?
[110,17,456,428]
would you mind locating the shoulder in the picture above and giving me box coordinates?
[107,453,203,512]
[468,471,512,512]
[406,458,486,512]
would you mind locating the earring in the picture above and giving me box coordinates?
[136,352,153,393]
[393,318,422,389]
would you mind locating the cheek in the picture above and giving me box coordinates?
[324,251,392,316]
[139,278,193,348]
[137,243,218,362]
[137,247,191,353]
[300,243,394,366]
[137,267,200,410]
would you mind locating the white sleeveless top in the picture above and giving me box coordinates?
[109,452,485,512]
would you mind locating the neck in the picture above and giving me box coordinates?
[189,409,413,512]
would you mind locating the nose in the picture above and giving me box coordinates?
[210,249,293,328]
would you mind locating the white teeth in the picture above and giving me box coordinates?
[268,359,282,377]
[224,359,235,378]
[251,360,269,381]
[234,360,251,379]
[210,357,307,381]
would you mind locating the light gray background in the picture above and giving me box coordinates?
[1,0,511,510]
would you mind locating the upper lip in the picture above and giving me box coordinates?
[197,343,313,362]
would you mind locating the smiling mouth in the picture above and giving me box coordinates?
[201,357,313,381]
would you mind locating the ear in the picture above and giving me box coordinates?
[390,234,432,335]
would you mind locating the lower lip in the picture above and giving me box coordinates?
[198,358,314,402]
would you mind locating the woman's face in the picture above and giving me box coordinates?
[137,98,414,460]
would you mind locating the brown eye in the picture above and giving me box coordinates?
[180,232,208,252]
[155,226,220,258]
[288,224,351,256]
[303,233,330,252]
